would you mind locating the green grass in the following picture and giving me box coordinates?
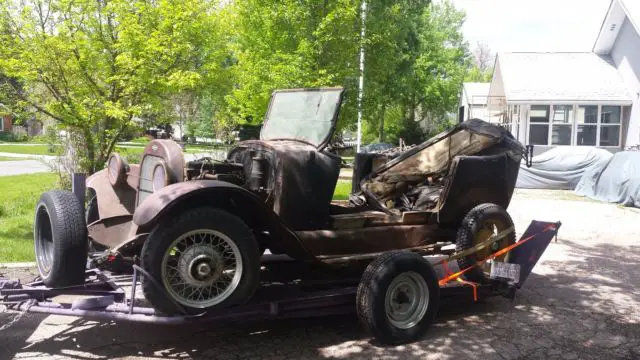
[0,173,57,262]
[333,180,352,201]
[0,156,31,161]
[0,144,58,155]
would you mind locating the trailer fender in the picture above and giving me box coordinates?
[132,180,313,260]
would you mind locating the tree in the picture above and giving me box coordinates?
[0,0,231,173]
[361,0,469,145]
[465,41,494,82]
[224,0,361,130]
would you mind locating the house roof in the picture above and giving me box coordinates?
[593,0,640,54]
[462,82,490,105]
[495,52,632,104]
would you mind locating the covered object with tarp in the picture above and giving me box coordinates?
[575,151,640,207]
[515,147,613,190]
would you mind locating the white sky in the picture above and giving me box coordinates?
[450,0,613,53]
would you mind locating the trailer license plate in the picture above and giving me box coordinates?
[490,262,521,282]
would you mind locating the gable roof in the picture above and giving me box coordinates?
[593,0,640,54]
[495,52,631,104]
[462,82,490,105]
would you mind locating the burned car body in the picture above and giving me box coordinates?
[34,87,525,318]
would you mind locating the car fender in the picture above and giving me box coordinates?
[132,180,314,260]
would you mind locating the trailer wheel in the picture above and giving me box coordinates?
[357,252,439,345]
[141,207,260,315]
[456,203,516,282]
[34,190,88,287]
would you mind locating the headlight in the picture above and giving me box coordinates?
[152,161,169,191]
[107,153,128,187]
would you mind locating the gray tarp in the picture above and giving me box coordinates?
[516,147,613,189]
[575,151,640,207]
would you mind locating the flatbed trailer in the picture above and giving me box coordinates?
[0,220,560,344]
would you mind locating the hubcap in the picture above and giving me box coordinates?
[161,229,243,308]
[384,271,429,329]
[474,219,511,276]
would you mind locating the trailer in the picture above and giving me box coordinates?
[0,220,560,345]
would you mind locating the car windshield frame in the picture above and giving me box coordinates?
[260,87,344,150]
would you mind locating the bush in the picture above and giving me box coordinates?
[0,132,29,142]
[130,136,151,144]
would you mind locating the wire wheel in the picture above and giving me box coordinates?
[384,271,430,330]
[161,229,243,309]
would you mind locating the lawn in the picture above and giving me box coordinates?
[0,173,57,263]
[0,156,31,161]
[0,144,58,155]
[333,180,352,200]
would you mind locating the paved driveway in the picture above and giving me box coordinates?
[1,189,639,359]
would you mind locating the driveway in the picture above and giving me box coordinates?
[1,189,639,359]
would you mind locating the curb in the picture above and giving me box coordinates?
[0,262,36,269]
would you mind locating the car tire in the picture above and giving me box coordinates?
[455,203,516,283]
[34,190,88,287]
[141,207,260,315]
[357,251,440,345]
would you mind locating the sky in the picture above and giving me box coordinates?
[450,0,613,54]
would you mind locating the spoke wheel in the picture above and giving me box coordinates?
[161,229,243,308]
[141,207,260,315]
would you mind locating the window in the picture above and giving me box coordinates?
[526,104,623,147]
[528,105,549,145]
[600,106,621,147]
[576,105,597,146]
[551,105,573,145]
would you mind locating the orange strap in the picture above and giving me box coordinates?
[456,277,478,301]
[438,224,557,287]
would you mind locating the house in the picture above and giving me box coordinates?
[458,82,490,122]
[482,0,640,154]
[593,0,640,150]
[1,114,13,133]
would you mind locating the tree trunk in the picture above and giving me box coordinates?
[378,102,386,142]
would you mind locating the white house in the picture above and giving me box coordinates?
[593,0,640,149]
[458,82,490,122]
[483,0,640,154]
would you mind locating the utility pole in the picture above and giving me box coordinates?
[356,0,366,153]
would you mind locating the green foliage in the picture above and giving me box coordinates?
[332,180,352,201]
[226,0,361,129]
[0,0,231,174]
[0,131,29,142]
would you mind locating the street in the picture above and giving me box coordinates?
[1,189,640,360]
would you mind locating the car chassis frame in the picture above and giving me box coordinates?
[0,219,560,330]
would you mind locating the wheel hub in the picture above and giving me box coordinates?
[161,229,243,308]
[385,271,429,329]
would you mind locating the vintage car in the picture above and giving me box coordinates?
[33,87,525,332]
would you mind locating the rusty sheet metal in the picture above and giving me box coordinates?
[88,215,135,249]
[296,224,455,256]
[86,164,139,220]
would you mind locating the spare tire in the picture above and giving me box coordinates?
[455,203,516,282]
[34,190,88,287]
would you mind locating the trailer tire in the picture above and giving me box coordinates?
[357,251,439,345]
[34,190,88,287]
[141,207,260,315]
[456,203,515,282]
